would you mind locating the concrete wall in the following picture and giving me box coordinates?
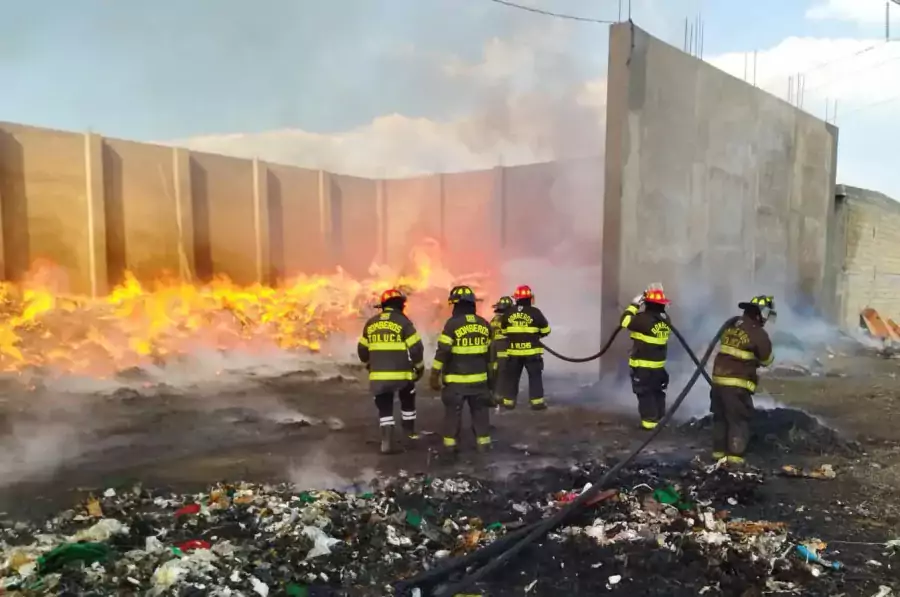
[103,138,189,285]
[602,23,839,366]
[1,120,600,296]
[0,122,106,296]
[833,184,900,330]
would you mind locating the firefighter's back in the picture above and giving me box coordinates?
[441,313,492,392]
[503,304,550,357]
[712,315,771,390]
[361,309,416,389]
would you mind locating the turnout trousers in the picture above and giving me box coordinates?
[630,366,669,429]
[709,384,754,458]
[441,388,492,450]
[374,383,417,437]
[500,356,545,409]
[491,356,508,405]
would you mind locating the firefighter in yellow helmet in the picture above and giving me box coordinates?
[489,296,513,404]
[621,284,672,430]
[710,295,776,464]
[498,285,551,410]
[357,289,425,454]
[430,285,494,455]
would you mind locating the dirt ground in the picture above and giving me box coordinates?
[0,349,899,593]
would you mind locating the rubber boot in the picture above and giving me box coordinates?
[380,426,396,454]
[530,400,548,411]
[402,420,419,441]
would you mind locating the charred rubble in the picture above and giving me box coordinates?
[0,458,896,597]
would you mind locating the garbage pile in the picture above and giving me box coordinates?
[682,407,861,458]
[0,462,888,596]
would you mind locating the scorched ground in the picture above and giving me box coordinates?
[0,348,898,596]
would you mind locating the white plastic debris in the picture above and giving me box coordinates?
[151,560,187,591]
[150,549,217,594]
[697,531,730,545]
[144,536,164,552]
[250,576,269,596]
[302,525,342,559]
[525,579,538,592]
[103,488,116,498]
[872,586,893,597]
[386,525,412,547]
[71,518,129,542]
[608,575,622,585]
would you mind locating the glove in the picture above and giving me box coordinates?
[413,365,424,382]
[632,293,645,306]
[429,369,442,392]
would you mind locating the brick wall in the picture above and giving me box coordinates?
[836,185,900,329]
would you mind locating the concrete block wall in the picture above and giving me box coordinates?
[833,184,900,330]
[601,23,838,374]
[0,120,597,298]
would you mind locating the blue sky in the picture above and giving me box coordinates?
[1,0,898,195]
[0,0,881,139]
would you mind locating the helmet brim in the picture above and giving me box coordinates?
[738,301,756,310]
[645,298,670,305]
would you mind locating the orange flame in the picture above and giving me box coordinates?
[0,239,493,377]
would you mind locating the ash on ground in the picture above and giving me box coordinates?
[0,459,896,597]
[682,407,862,457]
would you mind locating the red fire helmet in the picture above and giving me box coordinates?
[644,288,670,305]
[379,288,407,306]
[512,285,534,301]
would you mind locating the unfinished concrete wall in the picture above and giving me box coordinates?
[833,184,900,330]
[384,175,443,269]
[330,174,378,279]
[443,169,500,276]
[190,151,262,285]
[0,122,107,296]
[602,23,838,363]
[0,120,602,299]
[103,138,192,285]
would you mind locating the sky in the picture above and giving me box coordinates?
[2,0,900,196]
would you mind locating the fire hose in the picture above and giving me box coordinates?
[394,316,739,597]
[541,316,716,387]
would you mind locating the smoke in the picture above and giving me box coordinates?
[0,392,92,486]
[288,446,377,493]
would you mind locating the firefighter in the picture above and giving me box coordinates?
[357,289,425,454]
[621,284,671,430]
[499,285,550,411]
[489,296,513,404]
[709,295,776,464]
[429,285,494,454]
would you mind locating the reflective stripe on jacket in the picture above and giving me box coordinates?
[501,304,550,357]
[711,314,774,393]
[433,313,493,390]
[357,307,424,393]
[621,303,670,369]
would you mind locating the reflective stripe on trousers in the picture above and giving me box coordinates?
[711,375,757,392]
[628,358,665,369]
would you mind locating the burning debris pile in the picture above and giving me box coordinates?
[0,461,890,596]
[0,240,490,378]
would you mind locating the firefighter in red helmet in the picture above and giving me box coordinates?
[621,284,671,430]
[357,288,425,454]
[498,285,551,410]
